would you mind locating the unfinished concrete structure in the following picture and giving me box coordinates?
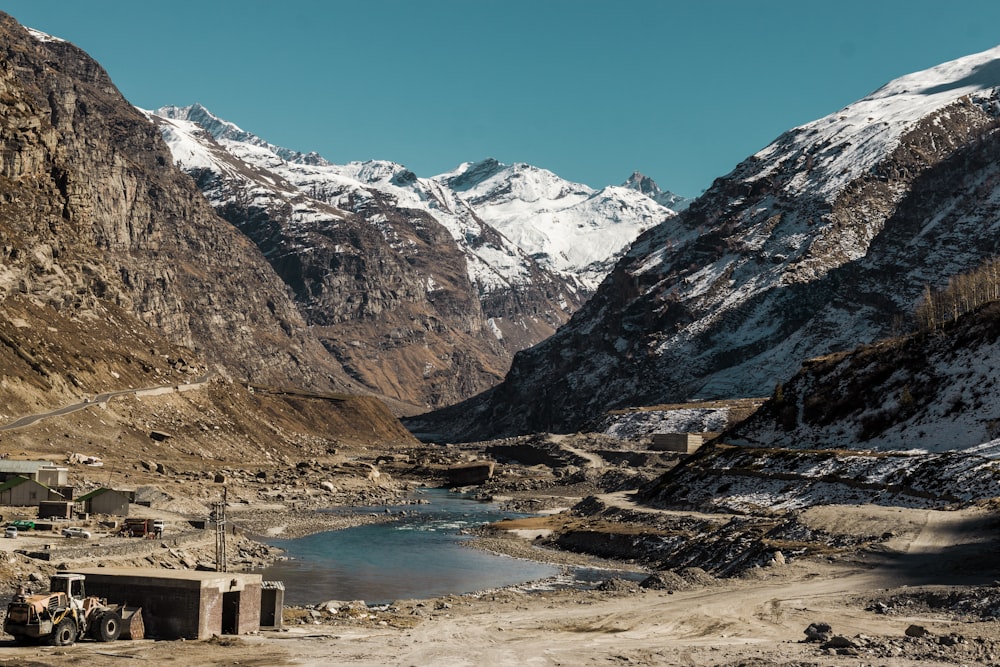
[259,580,284,629]
[38,500,74,519]
[70,568,279,639]
[651,433,704,454]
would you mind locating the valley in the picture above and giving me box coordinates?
[0,406,998,667]
[1,7,1000,667]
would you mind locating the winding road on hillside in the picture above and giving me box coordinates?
[0,371,213,432]
[547,434,607,469]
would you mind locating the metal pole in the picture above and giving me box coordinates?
[215,487,228,572]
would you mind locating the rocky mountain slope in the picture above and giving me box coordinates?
[148,105,677,408]
[411,44,1000,440]
[0,17,353,393]
[0,12,425,470]
[727,299,1000,454]
[639,300,1000,513]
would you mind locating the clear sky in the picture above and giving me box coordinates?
[5,1,1000,197]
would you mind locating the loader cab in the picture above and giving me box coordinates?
[50,573,86,601]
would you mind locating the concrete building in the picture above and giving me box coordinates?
[75,487,133,516]
[0,460,57,483]
[71,568,280,639]
[0,477,64,506]
[38,500,74,519]
[651,433,705,454]
[36,465,69,488]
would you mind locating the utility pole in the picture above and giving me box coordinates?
[215,486,228,572]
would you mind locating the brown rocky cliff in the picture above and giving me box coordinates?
[0,14,349,390]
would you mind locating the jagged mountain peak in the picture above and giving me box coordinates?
[442,158,592,205]
[429,159,675,290]
[337,159,416,186]
[443,158,507,191]
[157,103,244,141]
[622,171,690,210]
[623,170,657,193]
[155,103,332,167]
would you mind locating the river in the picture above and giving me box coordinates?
[254,488,569,605]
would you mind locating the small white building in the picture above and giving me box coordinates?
[36,465,69,488]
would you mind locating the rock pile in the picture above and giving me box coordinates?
[802,621,1000,663]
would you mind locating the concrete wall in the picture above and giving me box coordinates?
[201,579,262,637]
[651,433,704,454]
[260,583,284,629]
[72,569,263,640]
[37,467,68,487]
[38,501,74,519]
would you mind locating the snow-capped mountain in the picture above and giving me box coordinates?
[439,159,677,289]
[155,105,677,293]
[409,44,1000,439]
[622,171,690,211]
[148,104,678,408]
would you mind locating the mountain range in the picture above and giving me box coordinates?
[7,7,1000,473]
[409,43,1000,441]
[145,104,680,409]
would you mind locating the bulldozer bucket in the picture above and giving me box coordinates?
[117,607,144,640]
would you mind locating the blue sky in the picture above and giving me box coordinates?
[5,1,1000,197]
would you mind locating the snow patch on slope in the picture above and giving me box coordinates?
[756,44,1000,202]
[150,105,680,295]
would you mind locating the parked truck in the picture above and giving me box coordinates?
[4,573,143,645]
[120,517,165,538]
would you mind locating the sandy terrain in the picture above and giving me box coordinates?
[3,501,999,667]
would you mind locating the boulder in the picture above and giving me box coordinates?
[804,622,833,642]
[446,461,495,487]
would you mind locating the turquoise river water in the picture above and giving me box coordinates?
[253,489,631,605]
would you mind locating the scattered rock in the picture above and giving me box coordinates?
[639,571,686,590]
[821,635,857,649]
[596,577,640,593]
[804,622,833,642]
